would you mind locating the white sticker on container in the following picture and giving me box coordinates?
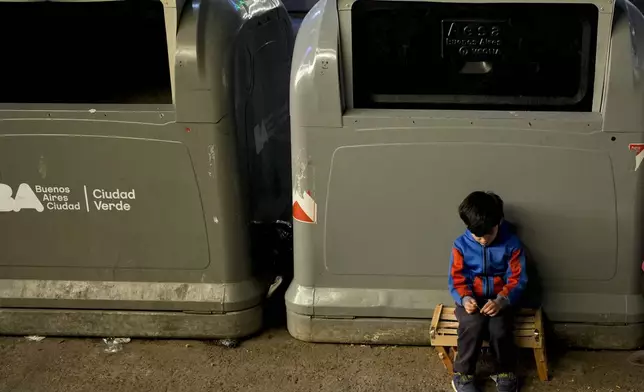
[293,190,317,224]
[629,143,644,171]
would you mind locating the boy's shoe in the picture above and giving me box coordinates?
[451,373,478,392]
[490,372,518,392]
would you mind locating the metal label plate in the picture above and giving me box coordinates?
[441,19,509,61]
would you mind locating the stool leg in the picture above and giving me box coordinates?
[534,347,549,381]
[450,347,458,362]
[436,346,454,373]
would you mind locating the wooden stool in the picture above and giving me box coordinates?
[429,304,549,381]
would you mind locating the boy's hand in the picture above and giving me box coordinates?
[463,296,478,314]
[481,299,501,317]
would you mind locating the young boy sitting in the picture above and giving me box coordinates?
[448,191,527,392]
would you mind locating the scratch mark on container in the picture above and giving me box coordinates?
[294,149,308,197]
[207,145,216,178]
[38,155,47,179]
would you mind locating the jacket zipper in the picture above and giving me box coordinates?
[483,245,488,298]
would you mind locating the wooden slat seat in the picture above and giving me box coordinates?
[429,304,549,381]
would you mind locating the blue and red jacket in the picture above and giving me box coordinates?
[448,222,527,306]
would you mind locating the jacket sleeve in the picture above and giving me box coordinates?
[448,247,473,306]
[498,243,528,305]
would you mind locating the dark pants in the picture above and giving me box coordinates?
[454,305,516,375]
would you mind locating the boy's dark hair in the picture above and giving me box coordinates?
[458,191,504,237]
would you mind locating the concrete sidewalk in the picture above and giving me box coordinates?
[0,328,641,392]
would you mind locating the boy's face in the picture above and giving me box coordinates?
[471,225,499,246]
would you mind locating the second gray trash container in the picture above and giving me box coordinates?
[286,0,644,349]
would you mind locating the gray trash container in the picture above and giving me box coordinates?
[0,0,293,338]
[286,0,644,349]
